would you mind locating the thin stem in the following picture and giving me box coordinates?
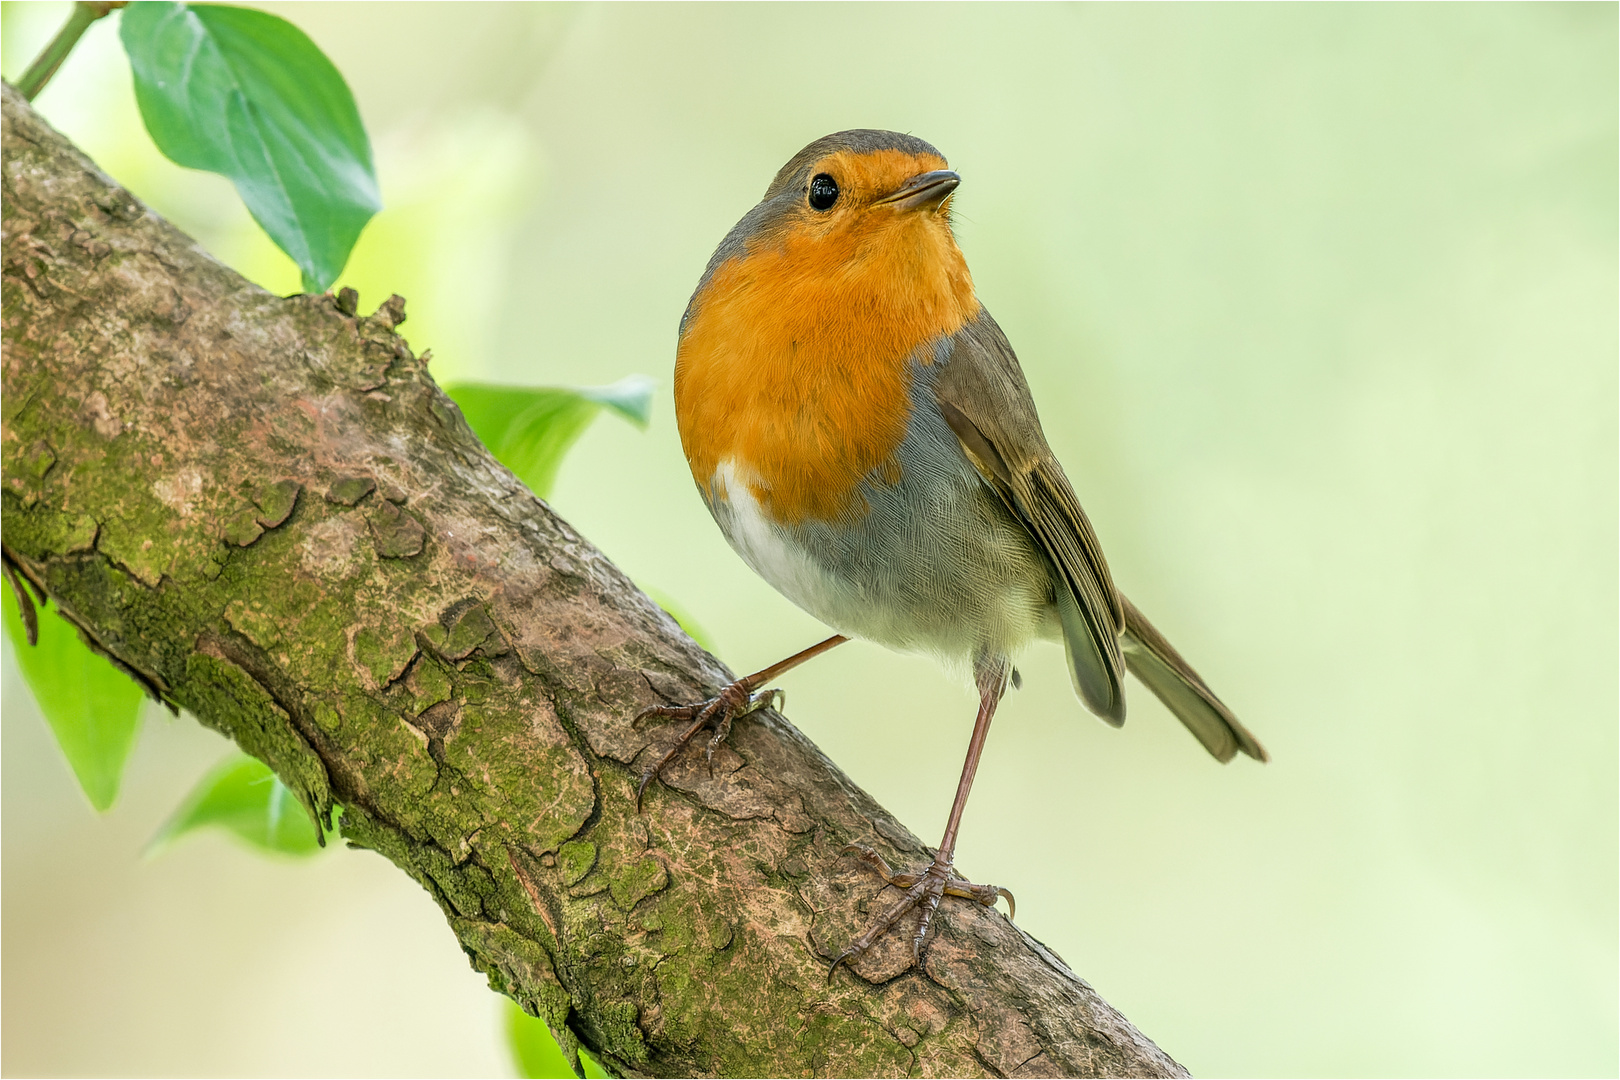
[13,1,126,102]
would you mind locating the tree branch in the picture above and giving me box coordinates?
[0,83,1187,1079]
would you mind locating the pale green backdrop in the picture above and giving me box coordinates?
[3,3,1615,1076]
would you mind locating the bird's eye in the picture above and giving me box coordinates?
[808,173,840,211]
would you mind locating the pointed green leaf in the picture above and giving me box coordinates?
[148,753,334,857]
[120,1,381,292]
[2,585,144,812]
[443,377,654,499]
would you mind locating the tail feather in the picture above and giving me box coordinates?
[1119,594,1268,764]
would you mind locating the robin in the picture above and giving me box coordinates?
[639,129,1267,975]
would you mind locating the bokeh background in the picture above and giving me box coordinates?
[3,3,1615,1076]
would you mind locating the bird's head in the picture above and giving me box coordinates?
[683,130,977,344]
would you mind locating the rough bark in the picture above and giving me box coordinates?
[0,83,1188,1079]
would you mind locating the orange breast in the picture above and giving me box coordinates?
[675,211,977,524]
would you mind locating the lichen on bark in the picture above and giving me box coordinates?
[1,83,1188,1078]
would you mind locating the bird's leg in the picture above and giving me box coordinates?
[830,657,1016,979]
[635,634,847,809]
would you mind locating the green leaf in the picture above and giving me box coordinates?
[2,584,144,812]
[506,1000,581,1079]
[444,376,654,499]
[120,1,381,292]
[148,753,334,857]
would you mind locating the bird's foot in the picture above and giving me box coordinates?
[828,844,1015,980]
[633,681,784,810]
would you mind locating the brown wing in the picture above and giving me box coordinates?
[933,309,1127,724]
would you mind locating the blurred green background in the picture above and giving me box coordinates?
[3,2,1615,1076]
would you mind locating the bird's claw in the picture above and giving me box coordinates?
[634,683,785,811]
[827,844,1014,981]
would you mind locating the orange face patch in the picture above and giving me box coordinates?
[675,150,979,525]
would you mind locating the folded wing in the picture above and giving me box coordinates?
[934,311,1126,723]
[934,308,1266,763]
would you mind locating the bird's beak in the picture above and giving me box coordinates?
[875,169,960,212]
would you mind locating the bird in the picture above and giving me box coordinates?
[637,129,1267,976]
